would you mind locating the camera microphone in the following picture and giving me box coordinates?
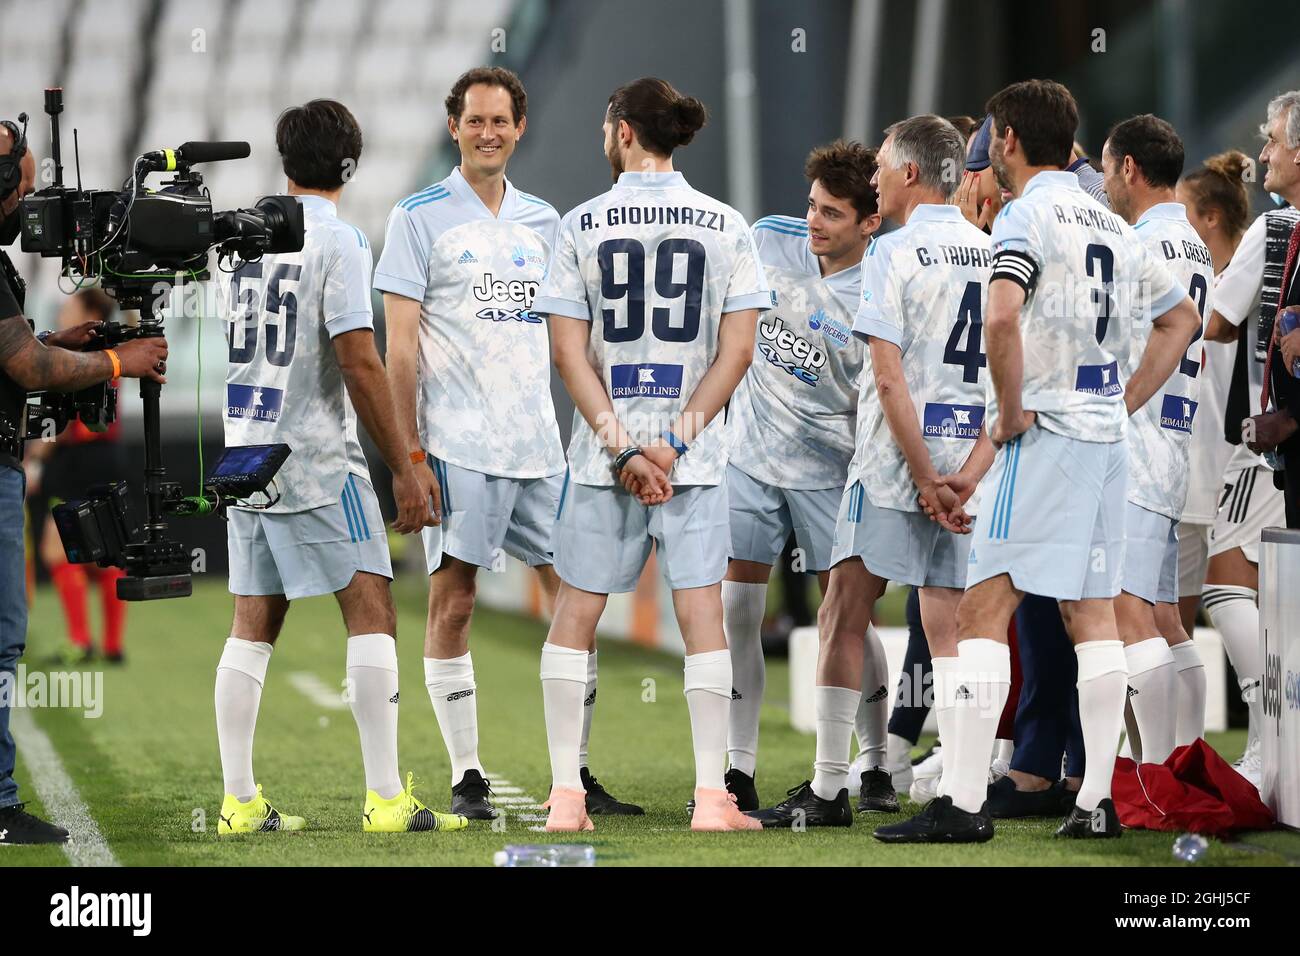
[139,141,251,171]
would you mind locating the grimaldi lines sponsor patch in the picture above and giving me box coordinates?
[610,363,683,399]
[1159,393,1198,432]
[1074,361,1122,397]
[226,384,283,422]
[923,402,985,439]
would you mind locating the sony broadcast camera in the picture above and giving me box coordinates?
[17,88,304,600]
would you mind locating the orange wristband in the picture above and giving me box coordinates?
[105,349,122,379]
[409,450,426,464]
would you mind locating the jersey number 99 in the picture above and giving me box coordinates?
[598,238,705,344]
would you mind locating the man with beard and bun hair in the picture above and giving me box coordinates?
[535,77,773,832]
[1200,92,1300,789]
[1101,114,1214,765]
[376,67,640,819]
[877,80,1200,844]
[751,115,993,829]
[721,141,892,814]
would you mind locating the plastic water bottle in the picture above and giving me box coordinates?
[1172,833,1209,863]
[493,844,596,867]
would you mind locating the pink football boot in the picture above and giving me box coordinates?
[543,786,595,832]
[691,788,763,831]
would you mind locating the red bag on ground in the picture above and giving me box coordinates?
[1112,739,1275,836]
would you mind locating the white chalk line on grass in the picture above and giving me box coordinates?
[483,770,549,832]
[286,671,349,711]
[10,708,118,866]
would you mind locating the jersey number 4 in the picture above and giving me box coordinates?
[229,261,300,367]
[598,238,705,344]
[942,281,987,383]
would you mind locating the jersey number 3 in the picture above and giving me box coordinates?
[229,261,300,367]
[598,238,705,344]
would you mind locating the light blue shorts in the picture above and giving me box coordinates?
[227,473,392,600]
[553,481,730,594]
[726,464,840,571]
[966,426,1127,601]
[1122,501,1178,605]
[829,481,970,589]
[421,460,563,574]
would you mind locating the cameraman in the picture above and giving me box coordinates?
[0,120,167,844]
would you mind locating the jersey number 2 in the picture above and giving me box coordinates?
[228,261,300,367]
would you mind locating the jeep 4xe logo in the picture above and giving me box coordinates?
[757,316,827,385]
[473,272,542,324]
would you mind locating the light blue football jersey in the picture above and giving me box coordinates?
[1128,202,1214,519]
[373,167,566,479]
[852,204,992,512]
[223,195,373,514]
[989,170,1184,444]
[535,171,773,487]
[724,215,863,489]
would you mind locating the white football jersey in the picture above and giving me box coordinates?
[988,170,1184,443]
[851,204,992,512]
[535,170,774,487]
[373,167,566,479]
[1127,202,1214,520]
[223,195,372,514]
[724,215,863,490]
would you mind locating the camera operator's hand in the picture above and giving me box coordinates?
[45,321,101,350]
[113,337,169,383]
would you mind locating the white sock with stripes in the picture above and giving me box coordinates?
[1201,585,1262,744]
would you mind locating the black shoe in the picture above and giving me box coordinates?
[857,768,900,813]
[0,804,69,845]
[873,795,994,843]
[581,767,644,815]
[724,768,760,812]
[449,769,497,820]
[1055,797,1121,839]
[746,781,852,829]
[104,652,125,665]
[686,768,760,816]
[986,775,1075,819]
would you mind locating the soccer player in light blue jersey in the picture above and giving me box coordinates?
[217,101,465,836]
[751,116,993,829]
[720,141,891,814]
[375,68,639,819]
[535,78,773,832]
[877,81,1201,844]
[1101,114,1214,765]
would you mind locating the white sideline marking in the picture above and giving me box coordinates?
[286,672,348,711]
[10,708,118,866]
[483,772,546,826]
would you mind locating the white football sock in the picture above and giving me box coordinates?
[346,633,402,800]
[578,650,597,771]
[930,656,959,797]
[540,643,588,791]
[886,732,913,771]
[684,650,732,791]
[1171,641,1206,746]
[852,623,889,769]
[424,652,482,785]
[1202,585,1262,743]
[723,581,768,777]
[812,685,861,800]
[1075,640,1128,813]
[1124,637,1177,765]
[215,637,272,802]
[949,640,1010,814]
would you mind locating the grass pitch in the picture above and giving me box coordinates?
[4,575,1297,867]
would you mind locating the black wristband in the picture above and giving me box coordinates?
[612,446,643,474]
